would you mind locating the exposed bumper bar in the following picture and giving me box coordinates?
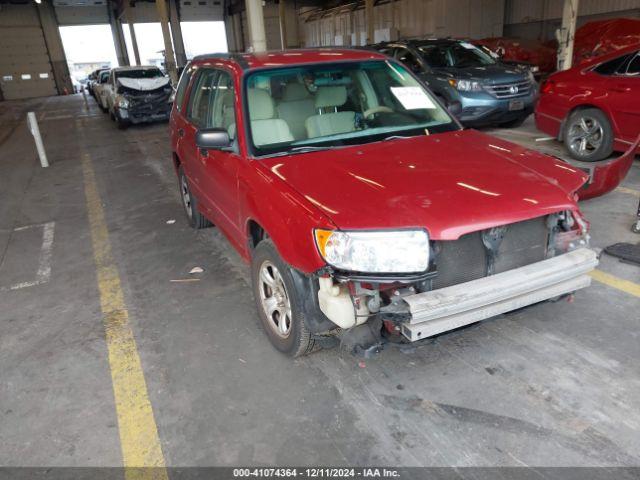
[401,248,598,342]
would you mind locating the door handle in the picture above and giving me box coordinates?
[178,128,185,137]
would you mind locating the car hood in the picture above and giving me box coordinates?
[259,130,587,240]
[117,77,170,91]
[432,63,528,84]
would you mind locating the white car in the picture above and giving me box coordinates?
[92,69,111,112]
[102,66,173,129]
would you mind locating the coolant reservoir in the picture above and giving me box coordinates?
[317,277,369,329]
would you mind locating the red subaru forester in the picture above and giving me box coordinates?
[170,49,597,357]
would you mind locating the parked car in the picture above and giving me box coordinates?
[86,70,97,96]
[103,66,173,129]
[474,43,543,81]
[535,43,640,162]
[373,39,538,127]
[170,49,597,357]
[87,68,109,98]
[93,69,112,112]
[472,37,558,79]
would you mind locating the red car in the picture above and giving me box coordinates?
[170,49,597,357]
[535,43,640,162]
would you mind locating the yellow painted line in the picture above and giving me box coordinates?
[590,270,640,298]
[82,154,167,479]
[615,186,640,198]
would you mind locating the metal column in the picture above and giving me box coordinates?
[37,0,74,95]
[365,0,374,46]
[557,0,579,70]
[245,0,267,53]
[125,2,141,66]
[279,0,287,50]
[169,0,187,68]
[109,7,130,66]
[156,0,179,84]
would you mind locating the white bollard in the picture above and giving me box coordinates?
[27,111,49,168]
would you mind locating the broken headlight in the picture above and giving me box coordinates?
[548,210,590,255]
[116,95,129,109]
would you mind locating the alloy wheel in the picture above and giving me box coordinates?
[258,261,292,338]
[567,116,604,157]
[181,175,193,219]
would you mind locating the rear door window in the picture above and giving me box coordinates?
[174,64,194,112]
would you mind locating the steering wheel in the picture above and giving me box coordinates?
[363,106,394,119]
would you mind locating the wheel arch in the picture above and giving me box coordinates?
[172,151,181,173]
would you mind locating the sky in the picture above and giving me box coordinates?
[60,21,228,77]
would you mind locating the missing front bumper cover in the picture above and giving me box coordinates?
[400,248,598,341]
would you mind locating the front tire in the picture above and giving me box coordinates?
[563,108,614,162]
[178,167,212,229]
[251,239,315,357]
[116,116,130,130]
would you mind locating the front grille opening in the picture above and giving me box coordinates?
[432,216,549,290]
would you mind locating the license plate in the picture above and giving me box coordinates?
[509,100,524,111]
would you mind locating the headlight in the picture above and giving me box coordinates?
[116,95,129,108]
[314,229,430,273]
[449,78,483,92]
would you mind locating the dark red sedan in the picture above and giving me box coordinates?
[170,49,597,357]
[535,43,640,162]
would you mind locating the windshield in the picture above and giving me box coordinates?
[245,60,456,156]
[99,71,109,82]
[116,69,164,80]
[418,42,496,68]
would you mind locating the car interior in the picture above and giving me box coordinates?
[245,62,452,150]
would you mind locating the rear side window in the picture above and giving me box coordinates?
[626,53,640,76]
[593,54,632,75]
[174,64,194,112]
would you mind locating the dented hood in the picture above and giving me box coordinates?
[117,76,170,91]
[260,129,588,240]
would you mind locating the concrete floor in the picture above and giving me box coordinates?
[0,94,639,468]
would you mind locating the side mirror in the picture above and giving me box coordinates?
[446,101,462,117]
[196,128,231,150]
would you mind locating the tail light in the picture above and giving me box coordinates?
[541,79,555,94]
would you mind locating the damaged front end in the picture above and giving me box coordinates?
[312,211,597,353]
[114,83,173,125]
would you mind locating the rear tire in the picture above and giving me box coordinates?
[178,167,212,229]
[563,108,614,162]
[251,239,315,357]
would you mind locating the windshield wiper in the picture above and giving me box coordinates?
[382,135,413,141]
[288,145,338,153]
[261,145,339,159]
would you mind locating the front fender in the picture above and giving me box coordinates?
[240,162,337,274]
